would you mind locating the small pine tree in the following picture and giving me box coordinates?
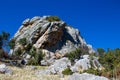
[18,38,27,46]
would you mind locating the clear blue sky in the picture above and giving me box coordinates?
[0,0,120,50]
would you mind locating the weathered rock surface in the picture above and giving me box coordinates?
[0,64,13,75]
[70,55,103,72]
[41,58,55,66]
[38,57,71,75]
[12,16,94,55]
[67,73,108,80]
[48,57,71,74]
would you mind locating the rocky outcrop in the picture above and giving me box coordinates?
[48,57,71,74]
[12,16,93,55]
[67,73,108,80]
[38,57,71,75]
[70,55,103,72]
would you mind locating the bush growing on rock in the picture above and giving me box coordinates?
[18,38,27,46]
[34,50,45,65]
[25,43,33,52]
[29,47,37,57]
[65,48,81,62]
[15,48,22,56]
[62,68,73,75]
[83,68,102,76]
[28,48,45,65]
[28,58,38,65]
[46,16,60,22]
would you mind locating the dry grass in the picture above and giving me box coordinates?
[0,64,64,80]
[0,66,38,80]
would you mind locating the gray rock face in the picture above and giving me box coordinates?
[48,57,71,74]
[12,16,93,55]
[30,16,41,24]
[0,64,13,75]
[38,57,71,75]
[67,73,108,80]
[41,58,55,66]
[22,18,30,26]
[70,55,103,72]
[70,55,91,72]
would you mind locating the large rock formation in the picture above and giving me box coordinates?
[11,16,94,55]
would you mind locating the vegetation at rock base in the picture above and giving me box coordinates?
[62,68,73,75]
[15,48,22,56]
[46,16,60,22]
[74,48,120,79]
[65,48,81,62]
[28,47,45,65]
[83,68,102,76]
[25,43,33,52]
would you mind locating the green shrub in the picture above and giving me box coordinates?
[18,38,27,46]
[15,48,22,56]
[46,16,60,22]
[27,58,38,65]
[62,68,73,75]
[28,48,45,65]
[29,47,36,57]
[25,43,33,52]
[83,69,102,76]
[65,48,81,62]
[34,50,45,65]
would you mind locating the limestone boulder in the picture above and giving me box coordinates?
[0,64,13,75]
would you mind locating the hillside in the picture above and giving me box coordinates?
[1,16,117,80]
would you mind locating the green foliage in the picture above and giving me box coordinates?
[97,48,105,56]
[27,58,38,65]
[62,68,73,75]
[29,47,36,57]
[98,48,120,78]
[27,47,45,65]
[99,50,117,71]
[34,50,45,65]
[18,38,27,46]
[83,69,102,76]
[25,43,33,52]
[9,38,16,49]
[15,48,22,56]
[46,16,60,22]
[65,48,81,62]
